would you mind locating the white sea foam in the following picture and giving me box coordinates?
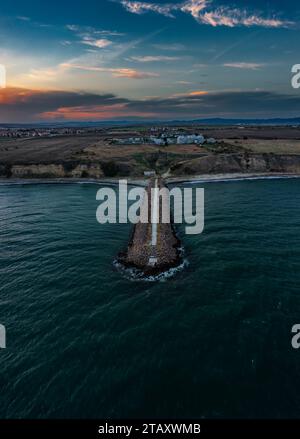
[1,174,300,187]
[182,174,300,185]
[113,257,189,282]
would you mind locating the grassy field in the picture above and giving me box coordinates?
[1,126,300,166]
[231,139,300,154]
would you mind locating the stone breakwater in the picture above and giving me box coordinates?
[118,178,182,277]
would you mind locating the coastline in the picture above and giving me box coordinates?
[166,172,300,185]
[0,177,148,186]
[1,172,300,186]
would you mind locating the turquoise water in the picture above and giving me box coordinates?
[1,179,300,418]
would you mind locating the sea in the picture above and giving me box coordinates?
[1,178,300,418]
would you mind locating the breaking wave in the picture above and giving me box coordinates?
[113,247,188,282]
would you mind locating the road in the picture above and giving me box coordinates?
[151,178,159,247]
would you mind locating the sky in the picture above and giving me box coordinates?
[0,0,300,122]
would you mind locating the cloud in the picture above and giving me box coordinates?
[118,0,293,28]
[0,87,130,121]
[152,43,185,51]
[111,68,159,78]
[198,7,290,28]
[27,68,60,81]
[60,40,72,46]
[2,87,300,122]
[176,80,193,84]
[17,16,31,21]
[188,90,209,95]
[61,63,159,78]
[66,24,124,37]
[81,37,113,49]
[180,0,208,19]
[120,0,176,17]
[223,62,264,70]
[66,24,124,51]
[130,55,180,62]
[18,60,159,87]
[125,90,300,118]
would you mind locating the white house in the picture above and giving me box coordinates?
[177,134,205,145]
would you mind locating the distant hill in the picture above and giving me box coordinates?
[1,117,300,128]
[173,117,300,126]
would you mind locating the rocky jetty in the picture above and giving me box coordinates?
[118,178,182,277]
